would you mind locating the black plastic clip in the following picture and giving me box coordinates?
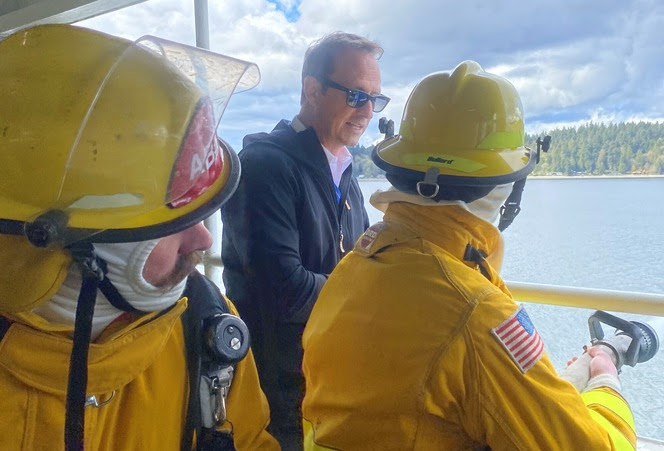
[536,135,552,164]
[500,202,522,223]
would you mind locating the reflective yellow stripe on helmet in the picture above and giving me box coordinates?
[303,419,337,451]
[477,130,525,150]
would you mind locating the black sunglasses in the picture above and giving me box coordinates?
[321,78,390,113]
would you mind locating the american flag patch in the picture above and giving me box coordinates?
[491,306,544,373]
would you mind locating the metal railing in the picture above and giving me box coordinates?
[205,252,664,317]
[506,281,664,317]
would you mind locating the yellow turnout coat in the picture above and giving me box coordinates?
[302,203,636,450]
[0,297,279,450]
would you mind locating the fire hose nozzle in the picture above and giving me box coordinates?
[560,311,659,392]
[588,310,660,369]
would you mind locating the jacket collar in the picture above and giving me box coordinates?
[246,119,330,172]
[0,298,187,395]
[361,203,504,280]
[383,202,502,259]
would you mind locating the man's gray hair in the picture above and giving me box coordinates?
[300,32,383,104]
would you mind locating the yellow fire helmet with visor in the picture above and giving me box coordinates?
[0,23,260,451]
[0,24,260,314]
[372,61,549,230]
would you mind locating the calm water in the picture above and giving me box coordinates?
[360,178,664,439]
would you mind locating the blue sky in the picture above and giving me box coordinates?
[81,0,664,151]
[265,0,301,21]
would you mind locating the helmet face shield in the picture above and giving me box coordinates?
[0,26,259,247]
[138,37,261,123]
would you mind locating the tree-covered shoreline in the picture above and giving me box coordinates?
[350,121,664,178]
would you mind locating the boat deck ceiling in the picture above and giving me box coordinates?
[0,0,146,34]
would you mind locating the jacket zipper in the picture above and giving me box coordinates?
[337,170,353,257]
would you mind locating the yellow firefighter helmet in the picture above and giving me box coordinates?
[0,24,259,313]
[373,60,535,193]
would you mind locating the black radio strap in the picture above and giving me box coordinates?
[180,271,235,451]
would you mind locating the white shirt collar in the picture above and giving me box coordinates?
[291,115,353,186]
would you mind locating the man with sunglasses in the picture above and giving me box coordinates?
[221,31,389,450]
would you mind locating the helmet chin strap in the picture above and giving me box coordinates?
[65,241,104,451]
[498,136,550,231]
[96,258,138,313]
[498,177,527,231]
[63,241,140,451]
[62,239,187,450]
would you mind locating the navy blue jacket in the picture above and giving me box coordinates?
[221,120,369,440]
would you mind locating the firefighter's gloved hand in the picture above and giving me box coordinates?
[561,347,592,391]
[560,346,621,393]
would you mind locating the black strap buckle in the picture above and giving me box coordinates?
[500,202,521,222]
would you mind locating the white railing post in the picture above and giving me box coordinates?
[193,0,223,287]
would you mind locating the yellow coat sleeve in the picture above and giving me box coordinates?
[442,294,637,450]
[582,387,636,450]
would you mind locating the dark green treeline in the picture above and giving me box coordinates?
[350,121,664,178]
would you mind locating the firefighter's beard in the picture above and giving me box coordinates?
[153,250,204,290]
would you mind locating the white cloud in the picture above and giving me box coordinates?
[78,0,663,146]
[81,0,194,42]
